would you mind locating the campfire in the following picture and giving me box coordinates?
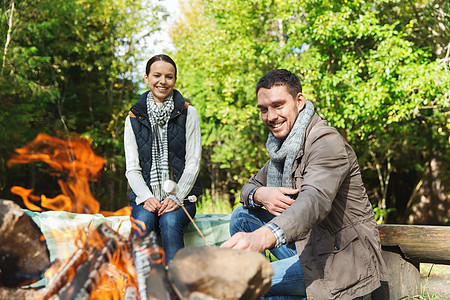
[0,134,272,300]
[2,133,143,299]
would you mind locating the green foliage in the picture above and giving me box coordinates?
[0,0,167,209]
[196,189,235,214]
[373,204,396,224]
[172,0,449,220]
[171,0,288,197]
[1,0,448,222]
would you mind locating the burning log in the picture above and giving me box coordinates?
[133,231,174,300]
[37,221,175,300]
[0,286,38,299]
[39,223,135,300]
[1,199,272,300]
[0,200,50,287]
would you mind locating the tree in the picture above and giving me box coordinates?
[171,0,449,223]
[0,0,167,210]
[171,0,292,206]
[285,0,449,223]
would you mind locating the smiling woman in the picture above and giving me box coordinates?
[144,57,177,103]
[124,54,203,264]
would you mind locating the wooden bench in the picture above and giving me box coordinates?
[378,224,450,299]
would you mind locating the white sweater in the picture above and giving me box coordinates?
[124,105,201,204]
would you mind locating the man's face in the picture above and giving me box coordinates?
[257,85,305,140]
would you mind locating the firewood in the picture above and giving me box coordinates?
[0,200,50,287]
[132,231,173,300]
[0,286,38,299]
[40,223,133,300]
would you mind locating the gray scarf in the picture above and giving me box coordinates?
[146,92,174,201]
[266,101,315,188]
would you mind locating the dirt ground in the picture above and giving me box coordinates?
[421,264,450,299]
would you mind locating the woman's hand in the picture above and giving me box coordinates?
[143,197,161,213]
[158,197,180,216]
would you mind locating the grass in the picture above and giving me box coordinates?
[196,189,235,214]
[421,263,450,277]
[417,263,450,300]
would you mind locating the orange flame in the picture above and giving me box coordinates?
[130,217,147,238]
[8,133,138,299]
[39,224,138,300]
[7,133,129,215]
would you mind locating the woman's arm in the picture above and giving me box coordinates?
[173,105,202,200]
[124,115,154,204]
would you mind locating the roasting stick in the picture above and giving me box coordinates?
[163,180,210,247]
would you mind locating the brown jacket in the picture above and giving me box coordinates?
[241,113,388,299]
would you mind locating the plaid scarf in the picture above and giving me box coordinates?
[266,101,315,188]
[146,92,174,201]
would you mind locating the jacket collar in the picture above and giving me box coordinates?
[295,113,322,161]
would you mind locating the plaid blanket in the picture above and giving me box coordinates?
[24,210,231,262]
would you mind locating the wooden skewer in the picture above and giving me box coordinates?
[179,204,210,247]
[164,180,210,247]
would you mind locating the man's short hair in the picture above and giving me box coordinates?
[256,69,302,99]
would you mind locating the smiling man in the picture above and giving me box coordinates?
[221,69,389,300]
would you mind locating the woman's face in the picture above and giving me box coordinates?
[144,60,176,103]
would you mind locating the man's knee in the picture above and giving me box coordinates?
[229,204,269,235]
[229,205,248,234]
[231,204,248,219]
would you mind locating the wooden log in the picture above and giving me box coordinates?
[40,223,132,300]
[378,224,450,264]
[381,246,420,300]
[378,224,450,300]
[0,286,39,299]
[132,231,173,300]
[0,199,50,287]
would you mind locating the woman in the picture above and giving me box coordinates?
[124,54,202,263]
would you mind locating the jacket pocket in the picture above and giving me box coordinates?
[315,226,373,296]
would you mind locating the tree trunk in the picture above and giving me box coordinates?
[408,155,449,224]
[2,0,15,72]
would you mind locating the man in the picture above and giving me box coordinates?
[221,69,388,299]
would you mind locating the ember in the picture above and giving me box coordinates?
[39,223,136,300]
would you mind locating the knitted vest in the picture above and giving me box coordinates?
[128,89,202,202]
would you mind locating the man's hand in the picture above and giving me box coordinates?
[158,197,180,216]
[254,186,298,216]
[220,226,276,253]
[143,197,161,213]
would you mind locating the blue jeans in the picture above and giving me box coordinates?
[229,205,307,300]
[130,200,196,264]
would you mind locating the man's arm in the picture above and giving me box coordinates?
[240,162,298,215]
[270,127,351,243]
[225,161,298,252]
[253,187,298,216]
[220,226,276,252]
[240,162,269,207]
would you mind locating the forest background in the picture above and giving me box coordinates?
[0,0,448,225]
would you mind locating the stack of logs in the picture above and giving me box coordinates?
[0,200,272,300]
